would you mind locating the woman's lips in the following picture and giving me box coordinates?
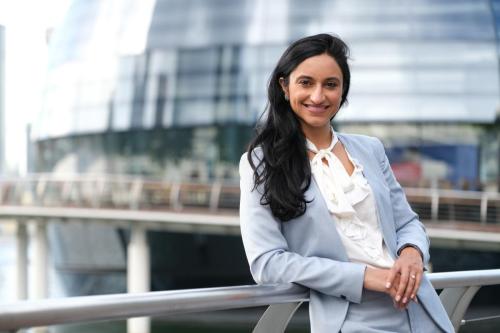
[304,103,329,113]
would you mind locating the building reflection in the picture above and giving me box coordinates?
[32,0,500,191]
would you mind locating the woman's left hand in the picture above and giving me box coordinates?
[385,246,424,309]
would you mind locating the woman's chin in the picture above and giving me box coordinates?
[300,119,332,130]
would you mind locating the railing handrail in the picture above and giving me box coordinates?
[0,284,308,331]
[1,269,500,331]
[429,269,500,289]
[2,172,500,226]
[2,174,500,226]
[0,173,498,198]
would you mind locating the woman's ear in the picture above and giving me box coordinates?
[279,77,289,98]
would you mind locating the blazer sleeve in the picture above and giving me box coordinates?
[239,152,366,303]
[373,138,430,265]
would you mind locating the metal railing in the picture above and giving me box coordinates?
[1,173,499,223]
[1,269,500,333]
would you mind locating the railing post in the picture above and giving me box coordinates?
[253,302,303,333]
[127,224,151,333]
[129,179,144,210]
[480,193,488,225]
[209,182,222,212]
[16,221,28,300]
[33,221,49,333]
[431,190,439,221]
[439,286,481,332]
[170,182,182,211]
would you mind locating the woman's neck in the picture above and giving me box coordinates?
[303,125,332,150]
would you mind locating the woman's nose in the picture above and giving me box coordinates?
[310,85,325,104]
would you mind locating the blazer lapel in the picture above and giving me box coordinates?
[307,173,350,262]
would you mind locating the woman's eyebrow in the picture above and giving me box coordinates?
[294,75,313,81]
[294,75,340,81]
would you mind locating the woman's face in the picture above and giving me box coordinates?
[280,53,343,136]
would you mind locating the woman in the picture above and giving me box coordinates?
[239,34,454,333]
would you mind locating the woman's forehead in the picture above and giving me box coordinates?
[290,54,342,79]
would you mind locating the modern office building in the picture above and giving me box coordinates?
[32,0,500,296]
[0,25,5,175]
[33,0,500,190]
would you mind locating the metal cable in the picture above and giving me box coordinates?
[461,314,500,325]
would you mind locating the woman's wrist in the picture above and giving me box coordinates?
[363,266,387,293]
[398,243,424,262]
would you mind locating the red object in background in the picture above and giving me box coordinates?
[391,162,422,183]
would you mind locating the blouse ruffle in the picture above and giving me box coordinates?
[306,129,393,267]
[306,132,370,218]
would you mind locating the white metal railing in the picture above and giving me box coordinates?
[1,270,500,333]
[1,174,499,223]
[2,203,500,333]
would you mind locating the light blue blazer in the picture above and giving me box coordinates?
[239,133,454,333]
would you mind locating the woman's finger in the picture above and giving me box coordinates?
[402,272,416,304]
[385,265,400,290]
[393,293,407,310]
[395,269,410,303]
[411,271,423,301]
[389,274,408,309]
[388,273,400,299]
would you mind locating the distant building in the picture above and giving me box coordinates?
[33,0,500,297]
[0,25,5,175]
[33,0,500,189]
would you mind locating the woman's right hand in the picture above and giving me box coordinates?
[363,267,407,309]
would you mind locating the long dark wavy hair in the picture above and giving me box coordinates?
[247,33,351,222]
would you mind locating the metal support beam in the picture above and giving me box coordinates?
[439,285,481,332]
[16,222,28,300]
[253,302,303,333]
[127,225,150,333]
[33,222,49,333]
[33,222,48,300]
[0,271,499,332]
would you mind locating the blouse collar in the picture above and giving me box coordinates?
[305,126,338,154]
[305,127,370,218]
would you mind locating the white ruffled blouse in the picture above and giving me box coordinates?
[306,129,394,269]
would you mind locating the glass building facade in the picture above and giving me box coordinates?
[33,0,500,189]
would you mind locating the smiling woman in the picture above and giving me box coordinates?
[279,54,344,146]
[239,33,454,333]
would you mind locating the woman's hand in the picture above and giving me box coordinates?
[363,267,400,299]
[386,246,424,308]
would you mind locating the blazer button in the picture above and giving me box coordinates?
[340,295,346,300]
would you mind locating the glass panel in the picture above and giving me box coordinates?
[174,99,215,125]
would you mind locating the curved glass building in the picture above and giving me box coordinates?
[33,0,500,189]
[31,0,500,298]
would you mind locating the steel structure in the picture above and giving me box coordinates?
[1,270,500,333]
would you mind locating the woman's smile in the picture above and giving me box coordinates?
[303,103,330,113]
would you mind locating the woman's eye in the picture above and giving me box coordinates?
[298,80,311,86]
[325,82,338,88]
